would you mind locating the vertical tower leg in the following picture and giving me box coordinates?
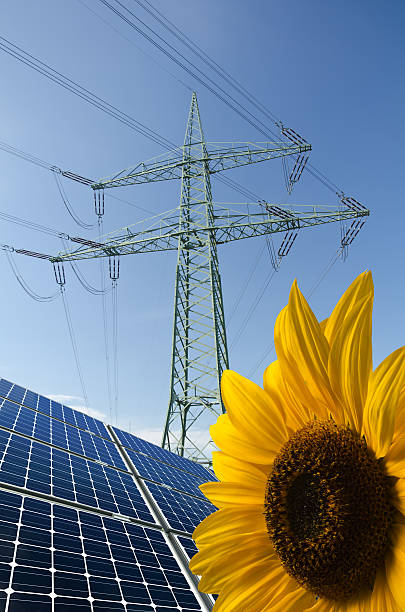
[162,93,229,465]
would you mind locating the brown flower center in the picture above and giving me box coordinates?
[264,420,396,601]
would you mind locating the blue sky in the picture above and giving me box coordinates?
[0,0,403,443]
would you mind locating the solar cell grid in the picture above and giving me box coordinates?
[146,482,216,534]
[113,428,214,481]
[0,400,126,470]
[0,379,110,440]
[177,536,199,562]
[176,538,218,603]
[0,431,154,522]
[127,450,207,499]
[0,489,203,611]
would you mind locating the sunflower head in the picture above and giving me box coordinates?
[190,271,405,611]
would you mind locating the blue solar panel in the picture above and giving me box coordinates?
[127,449,208,499]
[0,489,203,610]
[0,380,215,610]
[146,482,216,534]
[0,378,110,439]
[177,536,199,561]
[0,430,154,522]
[113,428,214,481]
[0,398,126,470]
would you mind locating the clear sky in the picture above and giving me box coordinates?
[0,0,403,444]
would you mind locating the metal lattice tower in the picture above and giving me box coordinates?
[164,95,229,462]
[51,93,369,465]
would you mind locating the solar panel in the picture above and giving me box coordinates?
[0,379,215,610]
[0,379,110,439]
[0,398,126,470]
[113,427,213,481]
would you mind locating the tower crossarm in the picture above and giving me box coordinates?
[91,142,310,190]
[50,208,182,261]
[50,203,369,263]
[204,141,310,174]
[212,203,369,245]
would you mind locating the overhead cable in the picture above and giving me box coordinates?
[134,0,281,125]
[229,268,277,351]
[53,171,94,229]
[0,39,267,202]
[108,0,344,195]
[0,137,154,214]
[97,219,114,422]
[247,247,344,377]
[111,277,119,425]
[59,285,90,411]
[77,0,193,93]
[0,35,174,149]
[98,0,281,141]
[227,242,266,324]
[60,236,111,295]
[3,248,59,302]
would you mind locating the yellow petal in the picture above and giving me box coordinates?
[362,346,405,457]
[191,529,273,576]
[392,478,405,514]
[323,271,373,344]
[319,317,328,334]
[263,583,316,612]
[366,565,398,612]
[385,436,405,479]
[221,369,288,452]
[303,600,339,612]
[274,280,340,422]
[393,385,405,442]
[200,481,265,508]
[212,561,290,612]
[264,360,311,431]
[192,506,266,546]
[302,566,396,612]
[196,532,276,592]
[212,451,270,485]
[210,414,278,464]
[328,295,372,432]
[386,523,405,609]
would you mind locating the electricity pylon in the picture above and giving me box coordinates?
[52,93,369,464]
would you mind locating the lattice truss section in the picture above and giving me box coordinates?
[0,378,217,611]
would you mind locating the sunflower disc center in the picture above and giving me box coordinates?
[265,420,395,601]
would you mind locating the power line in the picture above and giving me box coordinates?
[109,0,344,195]
[227,242,266,324]
[76,0,193,93]
[229,268,277,351]
[98,0,281,141]
[0,137,157,215]
[3,248,59,302]
[97,219,114,423]
[60,285,90,411]
[247,247,344,377]
[0,37,268,204]
[53,171,95,229]
[134,0,281,125]
[112,277,119,425]
[0,35,174,149]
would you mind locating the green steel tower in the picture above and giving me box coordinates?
[51,93,369,465]
[164,94,230,462]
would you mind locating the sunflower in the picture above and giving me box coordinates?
[189,271,405,611]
